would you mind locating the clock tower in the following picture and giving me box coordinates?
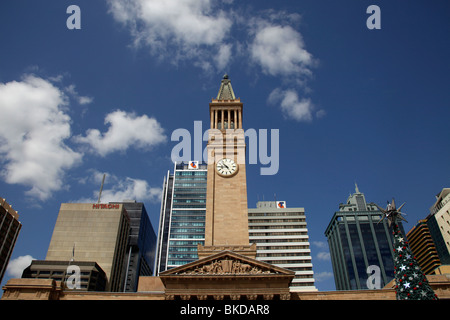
[198,74,256,258]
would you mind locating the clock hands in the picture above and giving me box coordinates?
[217,158,237,176]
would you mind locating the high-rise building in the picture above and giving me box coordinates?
[46,203,130,292]
[428,188,450,265]
[155,161,207,274]
[0,197,22,283]
[112,201,156,292]
[406,220,441,274]
[325,184,404,290]
[248,201,317,292]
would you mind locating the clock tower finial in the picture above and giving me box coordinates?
[216,74,236,100]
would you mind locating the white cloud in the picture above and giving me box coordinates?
[248,18,314,78]
[0,75,83,200]
[248,14,320,122]
[74,110,166,156]
[312,241,328,249]
[314,271,333,282]
[76,170,162,204]
[316,252,331,261]
[6,255,35,278]
[107,0,233,70]
[268,88,314,122]
[106,2,323,121]
[214,43,233,72]
[64,84,93,105]
[100,177,162,203]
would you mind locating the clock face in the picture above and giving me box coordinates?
[216,158,238,176]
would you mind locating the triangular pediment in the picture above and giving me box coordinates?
[159,250,294,277]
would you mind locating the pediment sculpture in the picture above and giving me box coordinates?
[180,257,273,275]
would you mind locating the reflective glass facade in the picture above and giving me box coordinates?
[325,187,404,290]
[117,201,156,292]
[155,162,207,274]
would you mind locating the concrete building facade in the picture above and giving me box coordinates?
[248,201,317,292]
[429,188,450,263]
[406,219,441,274]
[46,203,130,292]
[0,197,22,283]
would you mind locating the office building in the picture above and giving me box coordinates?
[111,201,156,292]
[155,161,207,274]
[46,203,130,292]
[406,220,441,274]
[22,260,107,291]
[248,201,317,292]
[0,197,22,283]
[428,188,450,265]
[325,185,404,290]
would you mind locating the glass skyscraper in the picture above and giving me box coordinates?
[155,161,207,274]
[116,201,156,292]
[325,185,405,290]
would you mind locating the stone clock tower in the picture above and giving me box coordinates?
[199,74,256,258]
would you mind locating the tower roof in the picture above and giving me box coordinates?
[216,73,236,100]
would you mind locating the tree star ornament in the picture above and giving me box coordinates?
[376,199,438,300]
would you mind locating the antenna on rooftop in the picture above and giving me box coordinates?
[97,173,106,204]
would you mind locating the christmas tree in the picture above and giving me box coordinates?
[376,199,438,300]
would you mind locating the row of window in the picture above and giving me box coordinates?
[173,204,205,208]
[250,231,308,236]
[257,245,310,250]
[249,225,307,230]
[174,176,207,181]
[171,227,205,233]
[168,253,199,259]
[257,252,311,257]
[169,246,199,252]
[169,240,205,246]
[173,199,206,203]
[172,209,205,214]
[248,212,305,217]
[265,259,311,264]
[170,234,205,239]
[250,238,308,243]
[174,188,207,193]
[171,222,205,228]
[175,171,207,177]
[172,216,205,222]
[173,194,206,198]
[174,183,207,187]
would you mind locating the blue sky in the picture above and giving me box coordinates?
[1,1,449,291]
